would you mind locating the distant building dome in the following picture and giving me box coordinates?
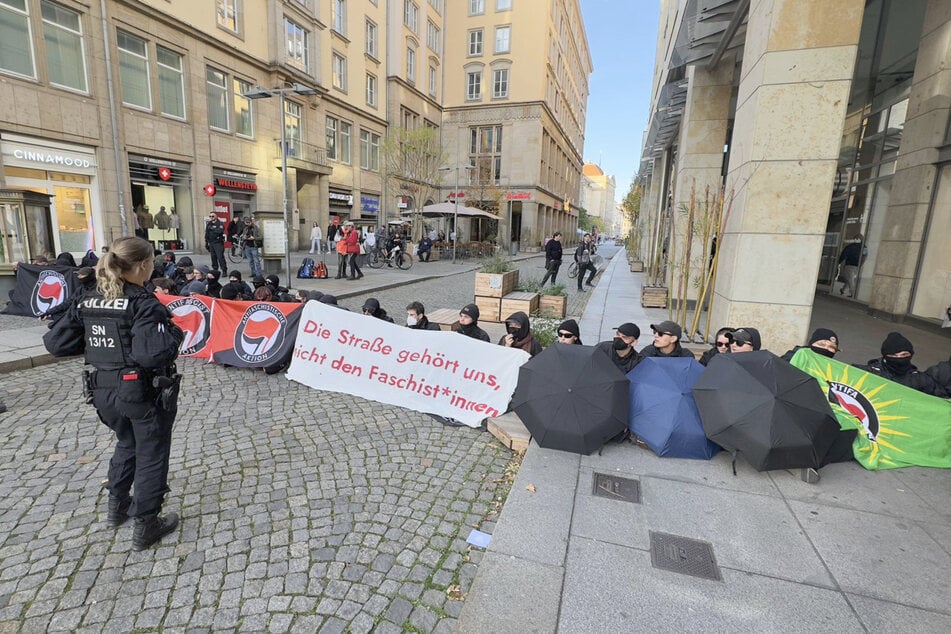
[582,163,604,177]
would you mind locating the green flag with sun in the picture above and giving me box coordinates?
[790,348,951,470]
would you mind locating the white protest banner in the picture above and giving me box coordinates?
[287,302,530,426]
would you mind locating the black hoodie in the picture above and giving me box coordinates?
[498,311,542,356]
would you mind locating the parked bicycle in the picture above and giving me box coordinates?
[227,243,246,264]
[366,246,414,270]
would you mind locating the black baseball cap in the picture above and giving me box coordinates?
[615,323,640,338]
[727,327,762,350]
[651,320,682,339]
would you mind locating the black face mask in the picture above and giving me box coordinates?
[884,356,913,374]
[506,326,519,336]
[613,338,629,351]
[810,345,836,359]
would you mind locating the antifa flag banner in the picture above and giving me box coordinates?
[791,348,951,470]
[2,264,80,317]
[287,302,530,427]
[156,294,214,359]
[208,299,303,367]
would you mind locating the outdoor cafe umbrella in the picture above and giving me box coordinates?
[627,357,721,459]
[692,351,842,471]
[512,343,629,455]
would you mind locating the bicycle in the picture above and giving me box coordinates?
[227,242,246,264]
[567,254,602,278]
[366,246,413,270]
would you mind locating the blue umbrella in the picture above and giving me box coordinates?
[628,357,721,459]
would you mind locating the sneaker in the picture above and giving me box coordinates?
[131,513,179,551]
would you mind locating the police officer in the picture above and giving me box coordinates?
[204,212,227,276]
[44,237,184,551]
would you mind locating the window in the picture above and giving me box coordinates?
[366,73,377,107]
[234,78,252,137]
[469,0,484,15]
[157,46,185,118]
[470,124,503,183]
[325,116,337,160]
[332,0,346,35]
[284,100,302,157]
[285,18,308,72]
[406,47,415,83]
[365,19,377,58]
[340,121,351,164]
[42,0,87,92]
[332,53,346,91]
[216,0,239,32]
[117,30,150,109]
[401,107,418,130]
[468,29,483,56]
[404,1,418,32]
[428,65,437,97]
[0,0,35,78]
[427,21,439,52]
[466,70,481,100]
[206,67,228,130]
[496,0,511,9]
[360,129,380,171]
[494,26,510,54]
[492,68,508,98]
[428,0,441,12]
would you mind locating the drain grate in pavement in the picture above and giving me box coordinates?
[649,531,722,581]
[591,472,641,503]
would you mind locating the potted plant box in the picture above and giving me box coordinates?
[630,260,644,272]
[538,283,568,318]
[501,291,540,317]
[641,286,668,308]
[475,270,519,298]
[474,295,502,322]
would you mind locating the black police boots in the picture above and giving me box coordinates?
[107,495,131,528]
[131,513,179,551]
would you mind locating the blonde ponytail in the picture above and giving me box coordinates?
[95,237,154,300]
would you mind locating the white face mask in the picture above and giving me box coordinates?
[406,316,418,327]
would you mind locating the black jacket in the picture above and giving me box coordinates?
[545,239,563,263]
[699,346,721,366]
[458,323,490,342]
[409,316,441,331]
[595,340,641,374]
[925,359,951,394]
[638,343,695,359]
[855,358,946,397]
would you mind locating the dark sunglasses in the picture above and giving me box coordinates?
[557,332,576,338]
[715,341,730,348]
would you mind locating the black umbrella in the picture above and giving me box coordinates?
[512,343,629,454]
[692,351,842,471]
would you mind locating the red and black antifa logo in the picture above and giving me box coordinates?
[234,303,287,364]
[167,297,211,355]
[31,270,68,316]
[828,381,880,441]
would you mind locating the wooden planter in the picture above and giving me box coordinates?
[629,260,644,272]
[474,296,502,322]
[475,270,519,298]
[641,286,668,309]
[538,294,567,318]
[500,291,540,317]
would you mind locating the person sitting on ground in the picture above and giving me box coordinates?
[252,274,266,291]
[253,286,273,302]
[265,274,294,302]
[203,270,223,298]
[55,252,76,267]
[457,304,490,342]
[417,235,433,262]
[362,298,394,322]
[406,301,441,330]
[595,323,642,373]
[699,327,734,366]
[221,271,253,300]
[152,277,176,295]
[499,311,542,356]
[925,356,951,396]
[178,265,209,296]
[169,256,192,288]
[781,328,841,361]
[639,320,695,358]
[726,327,762,353]
[855,332,945,397]
[556,319,582,345]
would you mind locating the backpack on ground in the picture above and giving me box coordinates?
[313,260,328,279]
[297,257,315,279]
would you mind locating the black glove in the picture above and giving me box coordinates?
[168,321,185,348]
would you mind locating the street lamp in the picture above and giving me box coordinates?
[243,82,318,287]
[439,164,475,263]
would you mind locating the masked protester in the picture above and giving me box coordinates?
[362,298,394,322]
[855,332,945,396]
[406,301,440,330]
[699,327,734,366]
[780,328,840,362]
[595,322,641,373]
[457,304,490,342]
[555,319,582,345]
[499,311,542,356]
[43,237,184,551]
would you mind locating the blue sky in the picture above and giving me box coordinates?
[580,0,660,202]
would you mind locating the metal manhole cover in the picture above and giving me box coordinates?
[592,472,641,503]
[649,531,722,581]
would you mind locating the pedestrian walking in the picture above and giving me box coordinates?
[837,234,865,297]
[344,222,364,280]
[540,232,563,286]
[43,236,183,551]
[574,233,597,291]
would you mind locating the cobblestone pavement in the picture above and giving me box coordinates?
[0,250,616,632]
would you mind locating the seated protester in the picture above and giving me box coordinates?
[362,298,394,322]
[253,286,273,302]
[726,327,761,353]
[318,294,349,310]
[925,356,951,396]
[265,274,294,302]
[221,271,253,300]
[55,252,76,267]
[855,332,945,397]
[556,319,583,345]
[178,265,208,296]
[699,327,734,366]
[80,248,99,268]
[406,301,441,330]
[781,328,840,361]
[595,323,641,373]
[640,320,695,358]
[152,277,176,295]
[158,251,176,277]
[251,274,267,292]
[203,270,223,298]
[170,256,193,288]
[457,303,490,342]
[499,312,542,357]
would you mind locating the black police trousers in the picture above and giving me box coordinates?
[93,389,176,518]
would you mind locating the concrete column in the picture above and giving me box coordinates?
[870,0,951,317]
[711,0,865,352]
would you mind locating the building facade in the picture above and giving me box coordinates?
[0,0,591,275]
[638,0,951,352]
[580,162,617,235]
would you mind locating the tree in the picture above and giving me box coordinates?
[577,206,595,232]
[621,179,643,227]
[381,127,447,241]
[465,155,506,213]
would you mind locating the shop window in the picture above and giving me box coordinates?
[42,0,87,92]
[157,46,185,119]
[117,29,150,110]
[0,0,35,79]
